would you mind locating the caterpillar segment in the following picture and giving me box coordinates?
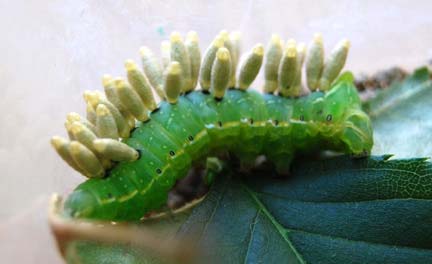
[51,31,373,221]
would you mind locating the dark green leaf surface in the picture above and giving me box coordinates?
[177,156,432,264]
[366,67,432,158]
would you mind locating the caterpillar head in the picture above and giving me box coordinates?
[63,189,97,219]
[317,73,373,156]
[340,110,374,157]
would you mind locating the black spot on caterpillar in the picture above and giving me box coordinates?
[50,31,373,221]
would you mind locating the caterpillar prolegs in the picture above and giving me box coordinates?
[51,31,373,221]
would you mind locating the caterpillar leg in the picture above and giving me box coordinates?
[270,153,294,177]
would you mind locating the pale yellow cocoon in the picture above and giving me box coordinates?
[70,122,97,150]
[218,30,229,42]
[66,112,97,135]
[161,41,171,70]
[139,46,166,99]
[100,99,130,138]
[126,115,136,130]
[218,30,235,88]
[64,121,75,140]
[170,32,192,92]
[319,39,350,91]
[100,100,130,138]
[186,31,201,91]
[70,122,112,169]
[199,36,224,91]
[125,59,157,111]
[306,33,324,91]
[102,74,114,88]
[164,61,183,104]
[211,48,232,99]
[103,75,136,129]
[114,78,149,122]
[51,136,85,174]
[290,43,307,97]
[263,34,283,93]
[86,90,130,138]
[103,75,125,112]
[237,44,264,90]
[83,90,103,109]
[229,32,241,63]
[96,104,119,139]
[69,141,105,178]
[66,112,81,123]
[278,40,298,97]
[86,102,97,124]
[93,138,139,162]
[229,31,241,87]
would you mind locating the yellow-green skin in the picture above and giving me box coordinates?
[64,72,373,221]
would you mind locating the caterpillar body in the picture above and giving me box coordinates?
[51,31,373,221]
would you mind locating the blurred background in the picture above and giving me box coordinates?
[1,0,431,262]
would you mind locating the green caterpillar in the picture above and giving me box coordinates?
[51,31,373,221]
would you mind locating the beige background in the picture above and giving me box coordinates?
[1,0,431,262]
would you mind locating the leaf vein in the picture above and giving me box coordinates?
[242,184,306,264]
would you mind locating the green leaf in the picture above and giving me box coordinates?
[177,156,432,263]
[366,67,432,158]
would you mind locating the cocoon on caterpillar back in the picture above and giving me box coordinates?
[52,31,373,221]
